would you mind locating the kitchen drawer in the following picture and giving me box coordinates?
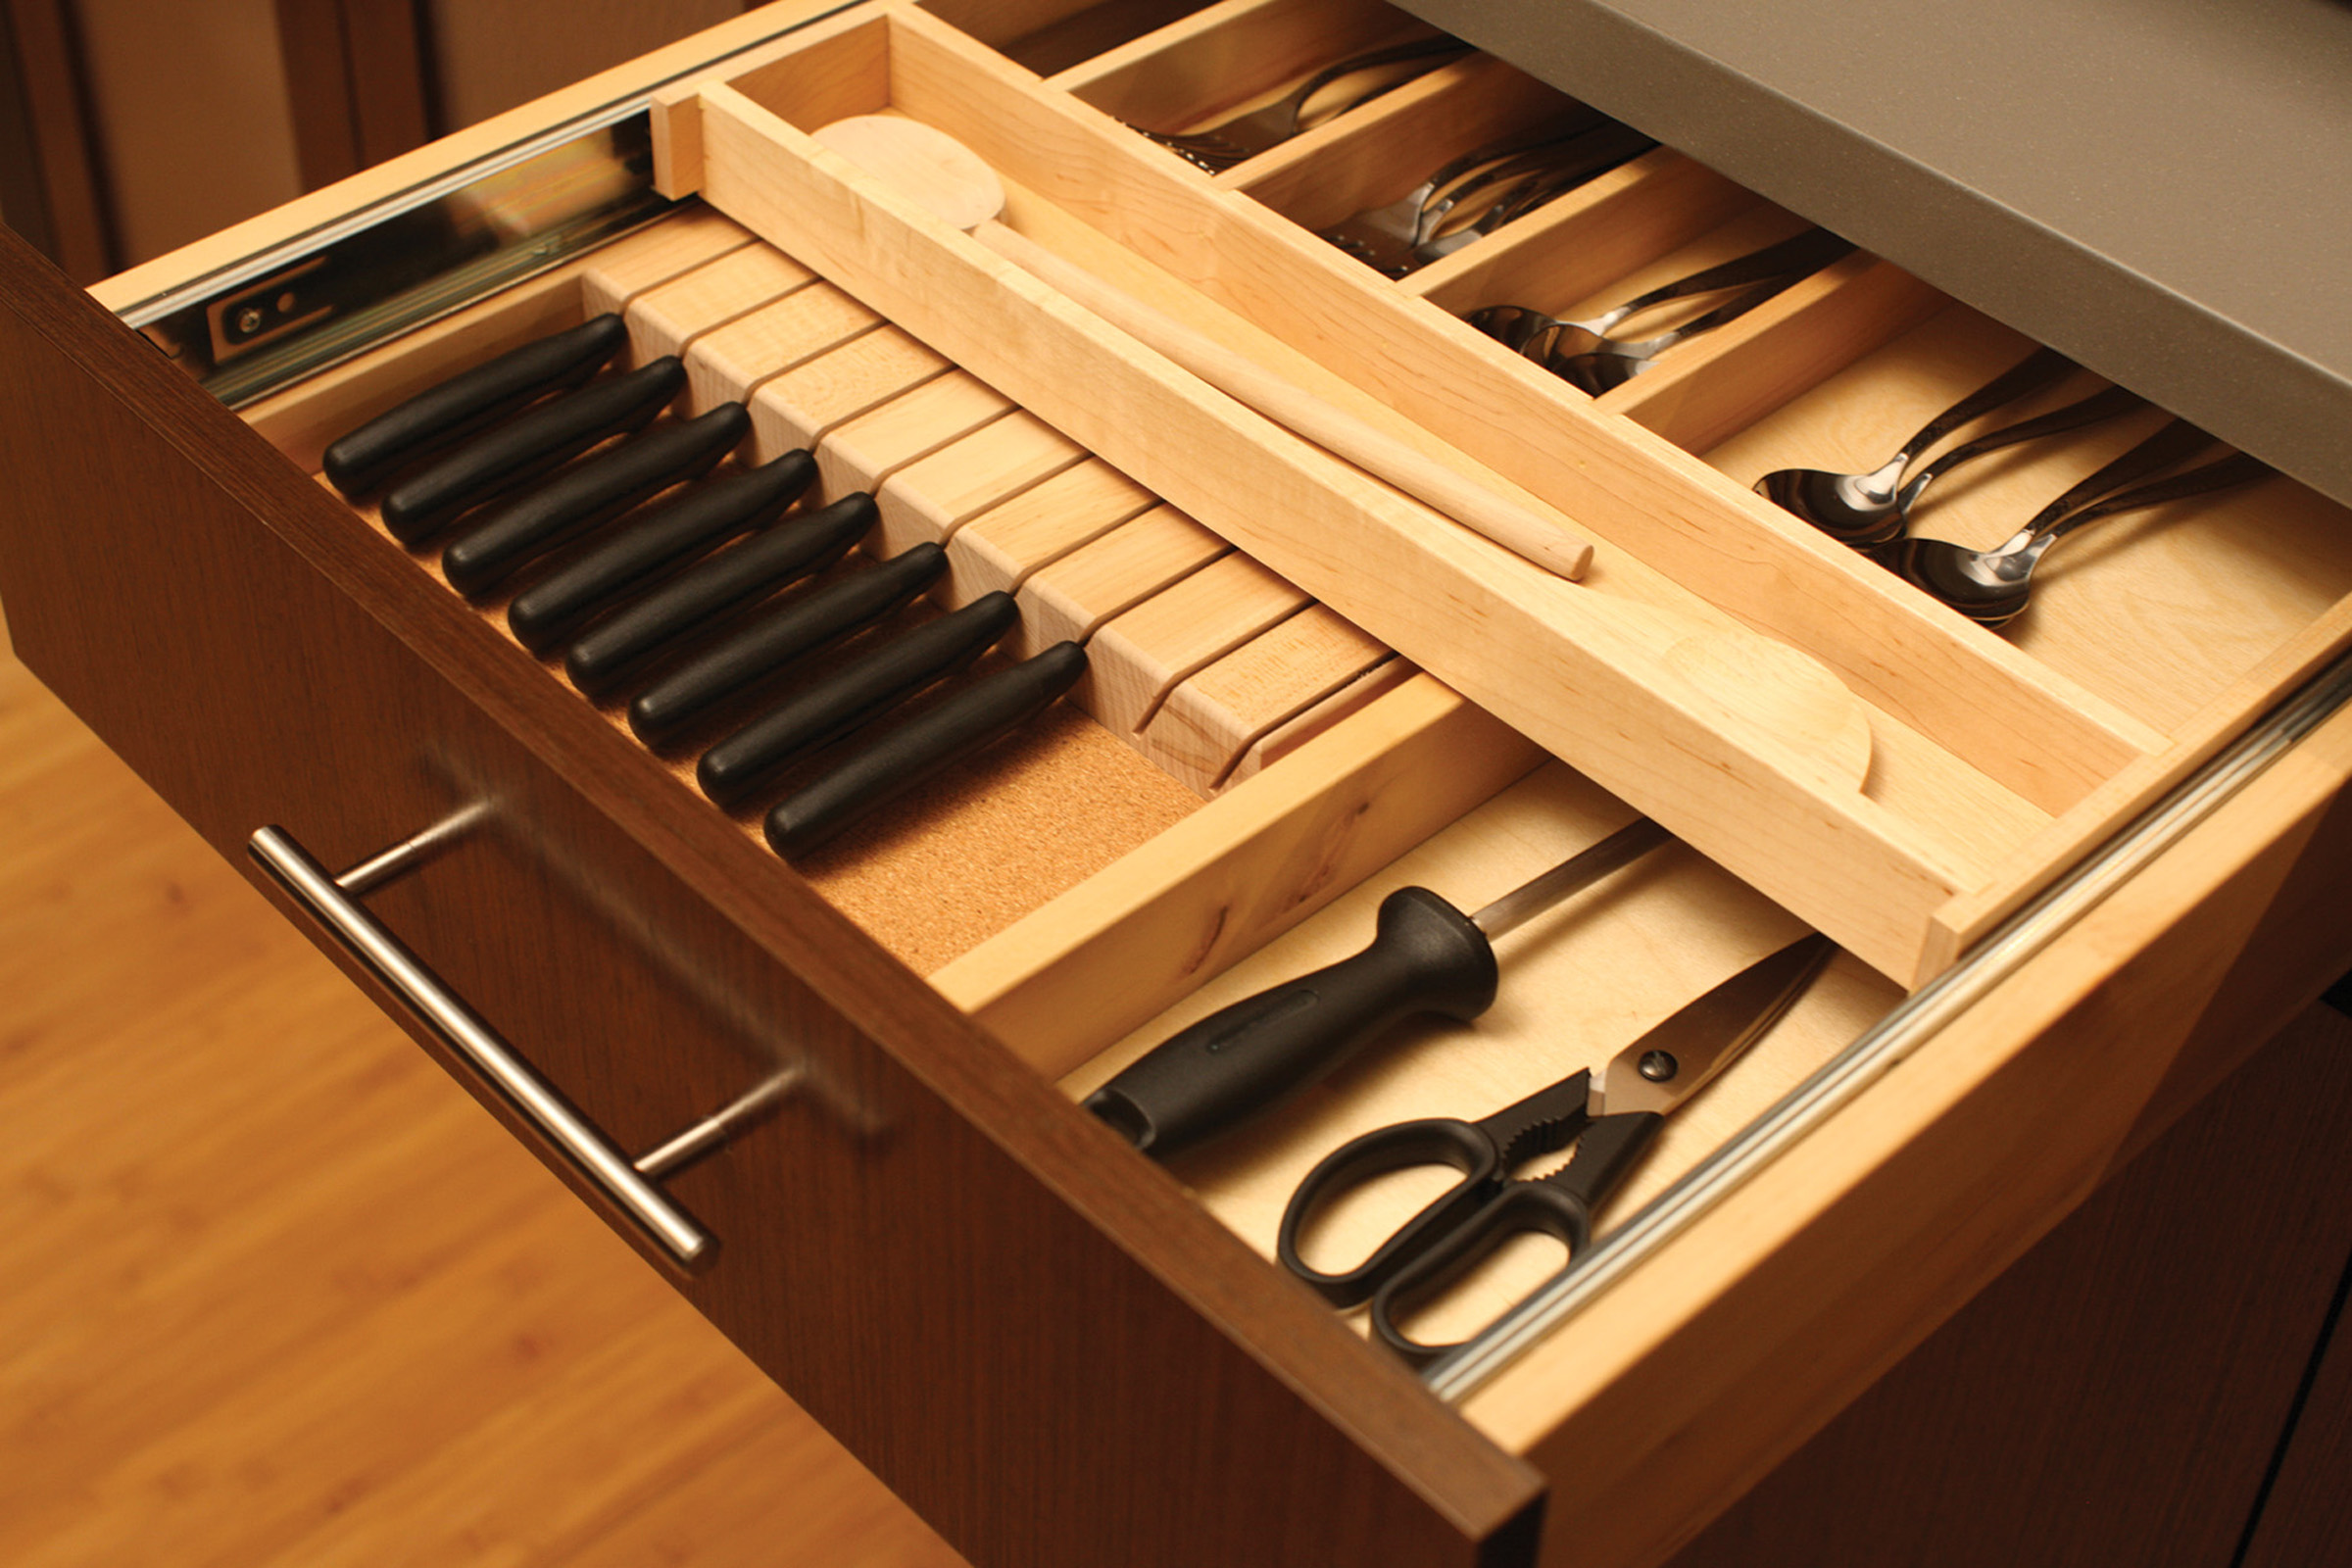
[7,4,2352,1567]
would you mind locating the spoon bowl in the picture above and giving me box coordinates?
[1889,444,2269,628]
[1753,347,2074,545]
[1753,456,1913,544]
[1879,529,2044,626]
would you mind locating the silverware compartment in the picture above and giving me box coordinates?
[1224,54,1622,247]
[918,0,1218,77]
[1046,0,1443,135]
[1698,306,2352,737]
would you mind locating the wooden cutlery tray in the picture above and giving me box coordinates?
[10,3,2352,1567]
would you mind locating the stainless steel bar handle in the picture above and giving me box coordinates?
[249,822,717,1270]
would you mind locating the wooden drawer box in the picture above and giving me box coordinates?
[6,3,2352,1566]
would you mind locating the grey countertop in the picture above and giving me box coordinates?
[1403,0,2352,505]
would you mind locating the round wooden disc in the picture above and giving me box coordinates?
[811,114,1004,233]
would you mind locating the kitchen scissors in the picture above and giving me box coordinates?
[1276,932,1837,1365]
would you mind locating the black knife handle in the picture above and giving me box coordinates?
[506,447,817,653]
[764,642,1089,858]
[441,402,749,597]
[698,589,1018,805]
[379,356,685,544]
[629,538,947,745]
[322,314,629,496]
[563,491,879,697]
[1081,887,1499,1158]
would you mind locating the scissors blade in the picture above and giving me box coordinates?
[1592,933,1837,1115]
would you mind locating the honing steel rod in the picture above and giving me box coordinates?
[1084,816,1673,1157]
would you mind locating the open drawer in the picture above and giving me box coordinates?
[6,3,2352,1567]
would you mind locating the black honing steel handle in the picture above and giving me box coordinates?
[442,402,749,597]
[378,355,684,545]
[506,446,817,653]
[629,538,946,745]
[321,314,628,497]
[764,641,1089,859]
[698,589,1019,806]
[1083,887,1500,1159]
[564,492,878,698]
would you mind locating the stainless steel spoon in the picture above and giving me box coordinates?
[1134,36,1473,172]
[1753,346,2076,545]
[1885,425,2268,627]
[1787,382,2149,553]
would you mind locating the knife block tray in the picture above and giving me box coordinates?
[636,0,2352,990]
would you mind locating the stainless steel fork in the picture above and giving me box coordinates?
[1319,121,1656,277]
[1134,36,1474,173]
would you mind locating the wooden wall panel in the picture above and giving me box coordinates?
[72,0,303,262]
[423,0,744,128]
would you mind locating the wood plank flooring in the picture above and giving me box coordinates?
[0,618,967,1566]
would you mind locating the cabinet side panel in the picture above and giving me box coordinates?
[1664,1004,2352,1567]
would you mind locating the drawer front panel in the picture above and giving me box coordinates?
[0,230,1543,1568]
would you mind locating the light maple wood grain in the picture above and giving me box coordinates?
[878,10,2168,823]
[1011,502,1229,659]
[749,325,954,462]
[869,409,1087,556]
[690,64,2040,981]
[579,205,759,318]
[814,370,1013,499]
[1138,603,1392,792]
[1053,0,1422,131]
[941,456,1158,605]
[684,278,886,412]
[624,243,817,365]
[1084,551,1311,733]
[0,619,965,1568]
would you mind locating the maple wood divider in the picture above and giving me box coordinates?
[649,9,2079,984]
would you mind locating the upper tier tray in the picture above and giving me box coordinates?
[1397,0,2352,511]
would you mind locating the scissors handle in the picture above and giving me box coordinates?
[1280,1068,1597,1308]
[1368,1108,1664,1366]
[1277,1114,1523,1308]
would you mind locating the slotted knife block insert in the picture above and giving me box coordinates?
[282,207,1472,973]
[633,0,2352,990]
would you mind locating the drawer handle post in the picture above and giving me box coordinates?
[249,818,722,1270]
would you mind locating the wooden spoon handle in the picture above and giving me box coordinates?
[975,220,1593,581]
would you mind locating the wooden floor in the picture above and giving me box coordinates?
[0,620,968,1564]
